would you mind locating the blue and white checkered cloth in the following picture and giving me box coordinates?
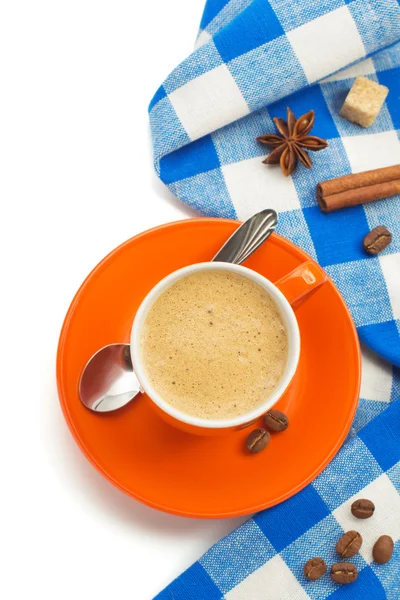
[150,0,400,367]
[149,1,400,597]
[154,348,400,598]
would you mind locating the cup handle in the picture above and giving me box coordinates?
[274,260,328,307]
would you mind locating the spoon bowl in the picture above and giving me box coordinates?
[79,344,141,412]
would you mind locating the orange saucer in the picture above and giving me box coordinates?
[57,219,360,518]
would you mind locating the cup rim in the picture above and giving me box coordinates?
[130,262,300,429]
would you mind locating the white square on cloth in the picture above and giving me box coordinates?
[341,130,400,173]
[322,58,376,84]
[225,554,309,600]
[222,157,300,219]
[195,30,212,49]
[333,473,400,564]
[168,64,250,141]
[380,253,400,320]
[287,6,365,84]
[360,345,393,402]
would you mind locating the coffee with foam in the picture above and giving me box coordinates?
[141,270,288,420]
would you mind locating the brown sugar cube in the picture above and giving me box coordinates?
[339,76,389,128]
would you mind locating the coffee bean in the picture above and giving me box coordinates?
[246,428,270,453]
[351,498,375,519]
[373,535,394,564]
[263,409,289,432]
[336,531,362,558]
[304,557,326,580]
[331,562,358,584]
[363,226,392,255]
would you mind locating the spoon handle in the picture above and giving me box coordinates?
[212,209,278,265]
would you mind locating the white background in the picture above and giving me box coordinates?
[0,2,248,598]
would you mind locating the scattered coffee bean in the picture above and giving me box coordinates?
[351,498,375,519]
[246,428,270,453]
[331,562,358,584]
[263,409,289,432]
[373,535,394,564]
[304,557,327,580]
[363,226,392,255]
[336,531,362,558]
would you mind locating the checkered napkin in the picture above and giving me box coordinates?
[149,1,400,597]
[155,350,400,598]
[149,0,400,367]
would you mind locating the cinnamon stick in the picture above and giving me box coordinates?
[317,164,400,213]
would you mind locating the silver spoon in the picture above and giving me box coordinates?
[79,209,278,412]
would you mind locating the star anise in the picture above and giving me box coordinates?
[257,108,328,177]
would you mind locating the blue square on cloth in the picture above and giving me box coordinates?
[200,520,276,594]
[169,168,236,218]
[312,437,383,510]
[154,562,221,600]
[276,209,317,259]
[358,320,400,364]
[149,97,190,161]
[391,364,400,401]
[254,485,330,552]
[269,0,345,31]
[394,318,400,340]
[269,84,340,141]
[359,397,400,471]
[352,399,391,434]
[379,67,400,129]
[200,0,229,30]
[149,85,167,111]
[212,108,275,165]
[387,462,400,494]
[160,135,220,184]
[302,205,369,266]
[328,565,387,599]
[214,0,284,63]
[227,36,307,111]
